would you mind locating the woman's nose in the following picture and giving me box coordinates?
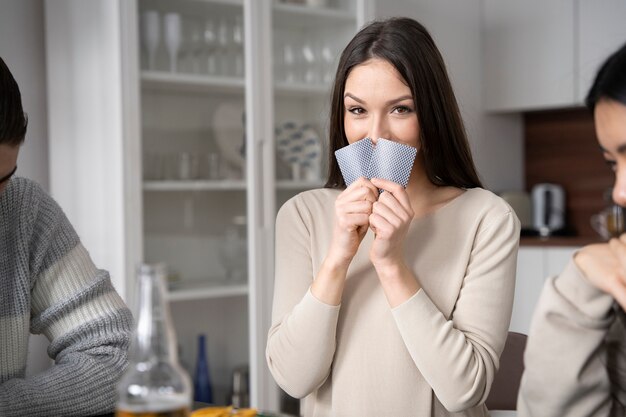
[369,116,388,144]
[613,167,626,206]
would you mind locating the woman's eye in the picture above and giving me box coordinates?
[392,106,412,114]
[348,107,365,115]
[605,159,617,172]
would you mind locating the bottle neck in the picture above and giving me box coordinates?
[131,267,177,364]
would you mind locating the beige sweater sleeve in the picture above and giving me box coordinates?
[266,198,341,398]
[517,260,625,417]
[392,210,519,412]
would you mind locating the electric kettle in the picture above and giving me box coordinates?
[531,183,566,236]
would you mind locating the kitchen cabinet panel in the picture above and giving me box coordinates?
[511,246,579,336]
[483,0,626,112]
[578,0,626,103]
[511,248,544,335]
[483,0,575,111]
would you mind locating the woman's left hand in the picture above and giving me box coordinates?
[368,177,414,269]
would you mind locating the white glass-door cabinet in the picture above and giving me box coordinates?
[45,0,373,411]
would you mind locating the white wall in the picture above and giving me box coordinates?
[374,0,524,192]
[0,0,52,377]
[0,0,49,189]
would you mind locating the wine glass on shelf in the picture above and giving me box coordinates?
[320,38,336,83]
[301,39,318,84]
[203,18,218,75]
[216,17,230,76]
[232,15,244,77]
[163,12,182,73]
[184,18,203,74]
[283,41,296,83]
[141,10,160,71]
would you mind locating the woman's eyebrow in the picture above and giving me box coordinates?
[600,143,626,155]
[384,95,413,105]
[344,93,363,103]
[343,93,413,105]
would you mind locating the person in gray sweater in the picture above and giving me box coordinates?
[0,56,133,416]
[517,44,626,415]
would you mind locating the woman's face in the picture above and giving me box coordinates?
[343,58,420,149]
[595,99,626,206]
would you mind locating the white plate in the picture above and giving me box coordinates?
[213,102,245,169]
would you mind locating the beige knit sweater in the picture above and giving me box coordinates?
[267,187,520,417]
[518,260,626,416]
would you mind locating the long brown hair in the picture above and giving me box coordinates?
[325,17,482,189]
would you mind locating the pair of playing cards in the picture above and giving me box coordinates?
[335,137,417,189]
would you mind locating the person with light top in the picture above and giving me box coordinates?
[0,56,133,416]
[266,17,520,416]
[518,43,626,417]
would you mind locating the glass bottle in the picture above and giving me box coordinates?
[193,334,213,404]
[116,263,192,417]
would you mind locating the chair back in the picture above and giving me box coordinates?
[485,331,527,410]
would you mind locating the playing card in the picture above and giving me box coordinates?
[334,137,374,187]
[367,138,417,190]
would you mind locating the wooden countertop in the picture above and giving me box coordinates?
[520,236,602,247]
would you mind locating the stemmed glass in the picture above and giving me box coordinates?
[163,12,182,73]
[283,42,296,83]
[232,15,244,77]
[141,10,160,71]
[302,39,318,84]
[217,17,230,75]
[185,19,203,74]
[203,18,218,75]
[320,39,336,83]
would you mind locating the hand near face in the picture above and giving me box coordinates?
[368,178,414,269]
[329,177,379,267]
[575,238,626,309]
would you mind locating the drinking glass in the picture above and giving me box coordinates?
[217,17,230,75]
[141,10,160,71]
[301,39,318,84]
[232,15,244,77]
[591,204,626,240]
[163,12,182,73]
[203,18,218,75]
[183,18,203,74]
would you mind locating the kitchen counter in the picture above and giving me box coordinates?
[520,236,600,247]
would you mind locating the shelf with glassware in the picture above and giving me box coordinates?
[142,70,330,98]
[143,179,325,191]
[273,2,357,28]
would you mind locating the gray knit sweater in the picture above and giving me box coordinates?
[0,177,133,416]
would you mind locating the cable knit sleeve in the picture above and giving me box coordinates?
[392,210,520,412]
[0,179,133,417]
[266,196,340,398]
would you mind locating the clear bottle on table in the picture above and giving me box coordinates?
[115,263,192,417]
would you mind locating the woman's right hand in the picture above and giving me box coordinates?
[328,177,379,268]
[574,240,626,309]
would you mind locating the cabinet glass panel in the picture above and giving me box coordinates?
[137,0,248,405]
[273,0,358,210]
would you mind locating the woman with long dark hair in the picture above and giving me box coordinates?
[267,17,520,416]
[519,44,626,416]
